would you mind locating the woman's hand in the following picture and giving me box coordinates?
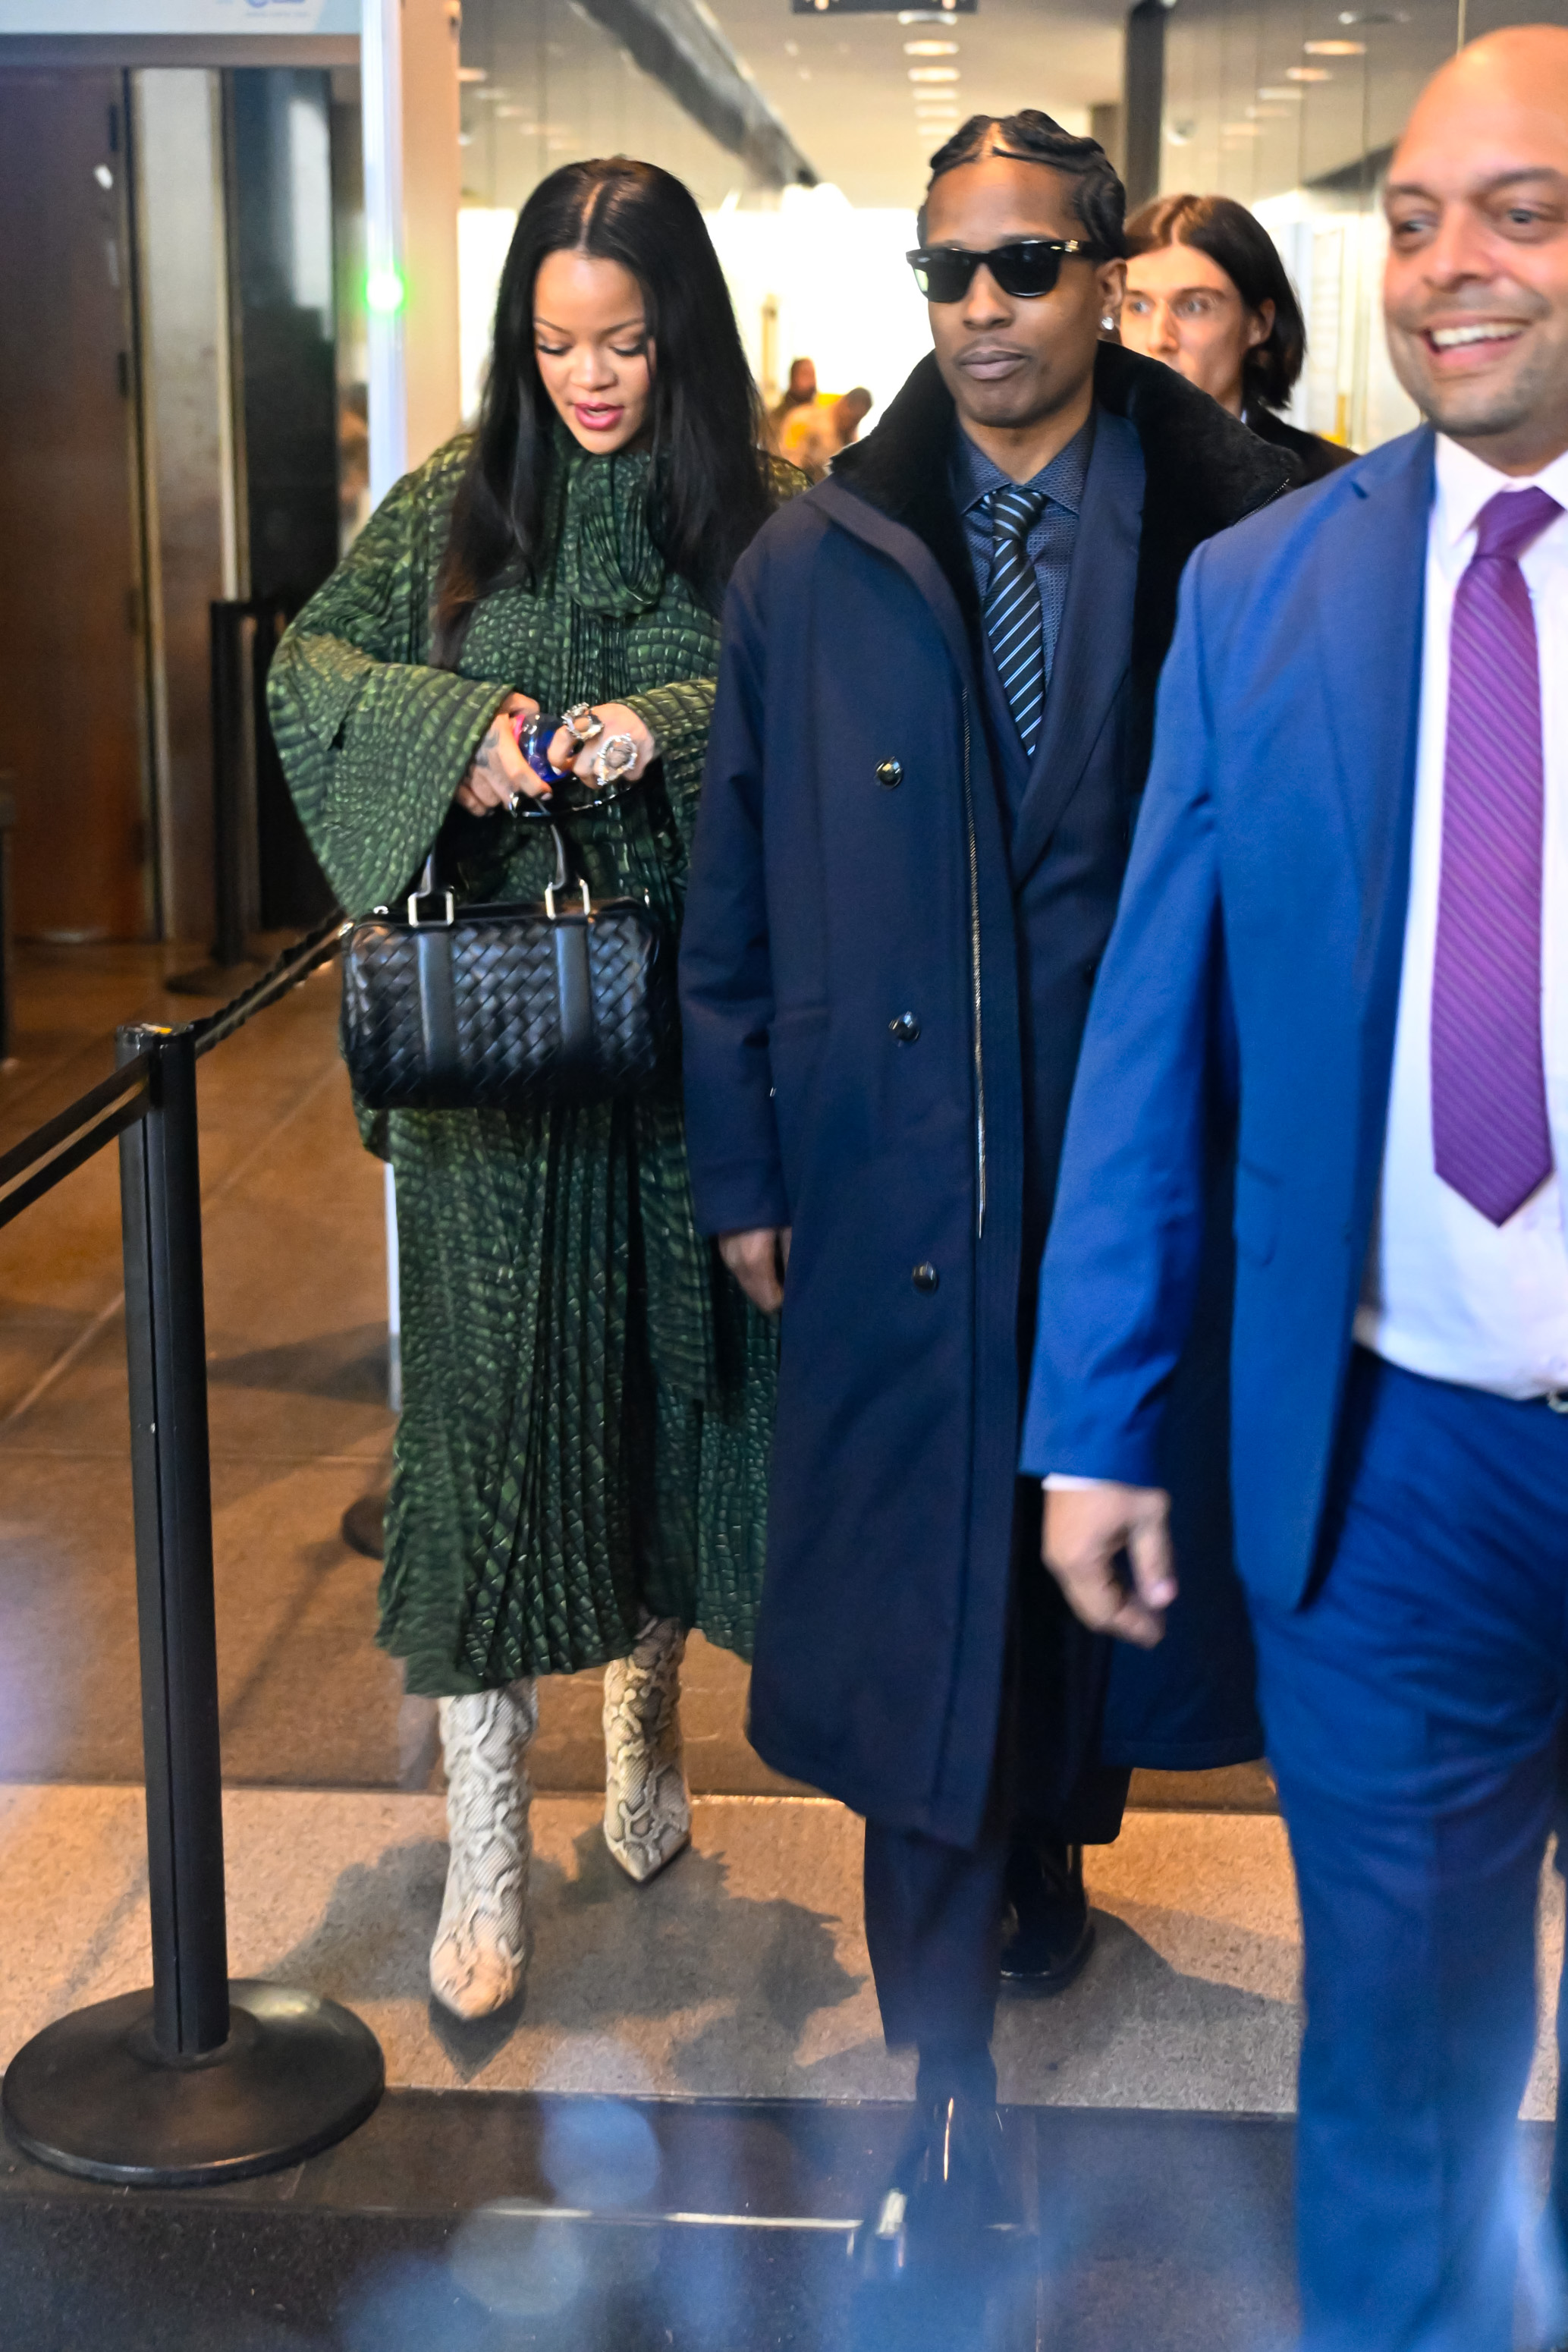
[454,692,542,815]
[545,703,658,788]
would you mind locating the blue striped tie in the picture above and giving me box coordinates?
[983,483,1049,755]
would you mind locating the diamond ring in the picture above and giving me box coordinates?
[592,733,639,789]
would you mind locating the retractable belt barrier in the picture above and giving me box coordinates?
[0,915,388,2187]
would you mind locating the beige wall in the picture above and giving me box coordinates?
[402,0,463,470]
[133,67,238,945]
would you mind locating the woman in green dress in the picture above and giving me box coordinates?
[269,158,795,2017]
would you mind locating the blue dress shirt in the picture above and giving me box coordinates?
[951,413,1093,694]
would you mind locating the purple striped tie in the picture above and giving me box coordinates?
[1431,486,1560,1227]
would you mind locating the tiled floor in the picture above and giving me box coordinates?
[0,940,1277,1803]
[0,1779,1560,2122]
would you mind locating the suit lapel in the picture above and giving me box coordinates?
[1309,429,1432,1270]
[1008,415,1145,886]
[1313,427,1432,973]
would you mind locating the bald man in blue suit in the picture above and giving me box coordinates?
[1026,30,1568,2352]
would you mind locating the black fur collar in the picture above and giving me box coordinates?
[831,344,1298,760]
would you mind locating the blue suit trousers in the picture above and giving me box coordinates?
[1250,1349,1568,2352]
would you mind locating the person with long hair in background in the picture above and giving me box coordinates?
[1121,190,1352,484]
[269,159,800,2020]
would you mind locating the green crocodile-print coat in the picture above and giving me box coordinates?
[269,433,783,1695]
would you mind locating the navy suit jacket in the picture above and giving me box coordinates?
[1022,425,1436,1611]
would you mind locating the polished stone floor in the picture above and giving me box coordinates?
[0,2089,1313,2352]
[0,942,1562,2349]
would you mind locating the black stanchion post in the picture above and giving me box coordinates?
[121,1023,231,2058]
[1,1024,384,2185]
[211,601,250,973]
[168,605,262,996]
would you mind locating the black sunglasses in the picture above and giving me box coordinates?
[906,238,1109,303]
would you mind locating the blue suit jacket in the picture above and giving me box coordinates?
[1022,425,1436,1611]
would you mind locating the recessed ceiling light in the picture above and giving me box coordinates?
[1221,122,1264,137]
[1305,37,1365,52]
[910,65,960,80]
[1256,84,1302,99]
[904,37,958,52]
[1286,64,1332,79]
[457,66,487,83]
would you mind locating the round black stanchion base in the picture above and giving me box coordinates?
[341,1491,387,1560]
[2,1979,385,2187]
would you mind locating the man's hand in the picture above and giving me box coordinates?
[1042,1483,1175,1649]
[454,693,541,814]
[718,1227,791,1314]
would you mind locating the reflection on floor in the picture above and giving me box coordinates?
[1,944,1563,2347]
[0,2089,1320,2352]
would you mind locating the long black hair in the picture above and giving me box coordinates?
[434,158,773,660]
[1125,193,1306,413]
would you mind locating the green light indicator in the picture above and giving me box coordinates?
[366,268,407,315]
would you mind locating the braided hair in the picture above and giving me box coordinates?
[919,110,1127,257]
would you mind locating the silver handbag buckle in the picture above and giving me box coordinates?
[407,887,455,927]
[545,879,592,919]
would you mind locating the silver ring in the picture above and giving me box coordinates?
[592,732,638,788]
[562,702,603,744]
[507,788,527,815]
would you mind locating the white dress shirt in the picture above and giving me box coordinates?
[1353,434,1568,1398]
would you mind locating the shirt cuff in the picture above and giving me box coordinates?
[1041,1473,1117,1492]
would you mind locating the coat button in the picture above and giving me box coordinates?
[875,759,903,789]
[889,1011,921,1042]
[912,1262,939,1293]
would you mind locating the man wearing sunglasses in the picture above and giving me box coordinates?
[680,110,1294,2273]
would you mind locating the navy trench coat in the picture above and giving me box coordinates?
[680,347,1294,1848]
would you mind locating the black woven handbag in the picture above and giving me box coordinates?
[340,825,674,1112]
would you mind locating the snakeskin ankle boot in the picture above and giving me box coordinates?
[429,1680,538,2019]
[602,1616,691,1883]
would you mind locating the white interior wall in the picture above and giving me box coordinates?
[458,184,933,432]
[1255,187,1421,452]
[131,66,237,945]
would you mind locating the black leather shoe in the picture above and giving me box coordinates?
[855,2087,1026,2284]
[999,1837,1095,1994]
